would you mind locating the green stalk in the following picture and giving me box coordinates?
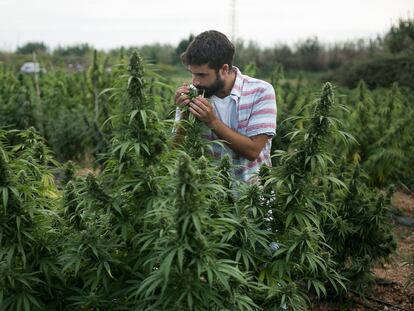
[0,148,9,187]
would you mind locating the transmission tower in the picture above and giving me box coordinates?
[230,0,237,41]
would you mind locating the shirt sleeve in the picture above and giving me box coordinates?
[245,84,277,138]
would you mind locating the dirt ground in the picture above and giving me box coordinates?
[315,190,414,310]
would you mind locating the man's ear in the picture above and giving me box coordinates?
[221,64,229,75]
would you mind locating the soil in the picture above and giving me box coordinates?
[314,190,414,310]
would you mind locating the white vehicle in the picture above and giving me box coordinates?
[20,62,46,73]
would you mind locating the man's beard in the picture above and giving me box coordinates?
[197,74,225,98]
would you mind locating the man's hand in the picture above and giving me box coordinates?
[176,90,269,161]
[189,95,218,126]
[174,83,191,108]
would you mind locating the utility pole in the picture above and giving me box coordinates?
[230,0,236,41]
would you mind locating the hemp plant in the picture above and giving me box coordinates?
[346,80,375,165]
[0,72,36,131]
[55,51,177,308]
[0,128,60,310]
[362,84,408,186]
[259,83,347,310]
[100,51,170,242]
[133,154,260,311]
[176,84,211,159]
[108,50,167,173]
[323,165,396,295]
[57,165,142,309]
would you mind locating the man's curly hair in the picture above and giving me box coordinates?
[181,30,235,70]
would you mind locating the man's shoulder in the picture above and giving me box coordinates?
[239,73,274,95]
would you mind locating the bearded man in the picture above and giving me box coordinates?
[174,30,277,184]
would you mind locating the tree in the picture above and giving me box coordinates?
[16,42,48,54]
[53,43,93,57]
[175,34,195,63]
[295,37,325,71]
[384,17,414,54]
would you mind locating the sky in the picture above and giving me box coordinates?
[0,0,412,51]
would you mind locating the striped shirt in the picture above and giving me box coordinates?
[204,67,277,183]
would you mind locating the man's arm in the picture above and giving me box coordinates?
[207,118,270,161]
[189,96,270,161]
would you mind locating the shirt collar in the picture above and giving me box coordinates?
[230,66,243,99]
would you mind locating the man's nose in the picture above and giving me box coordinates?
[191,76,200,86]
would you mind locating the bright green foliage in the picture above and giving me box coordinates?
[40,69,91,161]
[52,51,179,309]
[62,180,82,229]
[181,116,207,159]
[109,51,167,169]
[0,47,411,310]
[244,63,258,77]
[323,166,396,294]
[0,72,36,130]
[62,160,76,186]
[177,84,210,159]
[127,51,146,110]
[134,154,260,310]
[0,56,116,162]
[270,64,285,127]
[270,71,310,165]
[0,128,60,310]
[53,52,267,310]
[0,148,9,188]
[217,154,235,204]
[86,51,113,160]
[343,81,413,186]
[257,83,347,310]
[346,81,375,164]
[266,79,398,306]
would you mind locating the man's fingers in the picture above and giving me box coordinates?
[175,91,186,100]
[178,88,189,94]
[177,100,190,108]
[189,107,201,118]
[176,92,190,105]
[175,85,190,99]
[193,98,212,112]
[192,98,203,107]
[190,102,203,113]
[175,88,209,112]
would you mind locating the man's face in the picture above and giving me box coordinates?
[188,64,225,98]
